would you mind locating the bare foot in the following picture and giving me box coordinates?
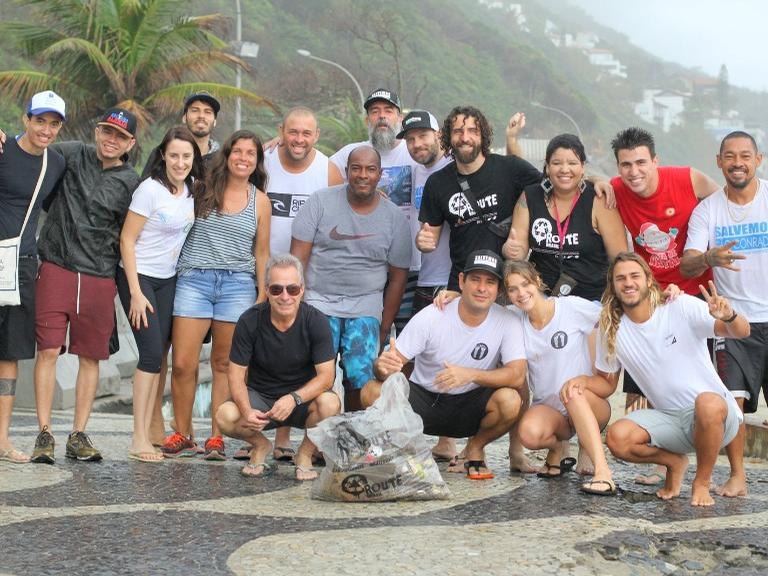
[575,446,594,476]
[432,437,457,461]
[248,436,273,468]
[447,455,466,473]
[656,454,689,500]
[509,452,538,473]
[691,481,715,506]
[295,465,318,481]
[714,474,748,498]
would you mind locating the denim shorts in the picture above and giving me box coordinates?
[173,268,256,323]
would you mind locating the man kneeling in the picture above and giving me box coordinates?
[361,250,527,480]
[216,255,340,480]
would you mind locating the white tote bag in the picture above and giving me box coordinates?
[0,148,48,306]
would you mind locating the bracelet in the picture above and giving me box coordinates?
[723,311,738,323]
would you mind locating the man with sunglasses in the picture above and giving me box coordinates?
[216,254,340,480]
[29,107,140,464]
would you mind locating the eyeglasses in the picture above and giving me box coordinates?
[267,284,302,296]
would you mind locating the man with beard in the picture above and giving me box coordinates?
[331,89,418,333]
[292,146,411,412]
[599,252,748,506]
[681,131,768,499]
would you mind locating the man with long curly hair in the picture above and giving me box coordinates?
[597,252,749,506]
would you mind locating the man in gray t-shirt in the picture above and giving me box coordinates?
[292,145,411,411]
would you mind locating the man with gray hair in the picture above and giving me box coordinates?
[216,254,340,480]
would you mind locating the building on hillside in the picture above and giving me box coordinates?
[586,49,627,78]
[634,89,688,133]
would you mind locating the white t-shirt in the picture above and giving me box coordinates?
[595,295,741,418]
[685,179,768,322]
[413,156,452,282]
[121,178,195,278]
[512,297,600,416]
[396,298,526,395]
[264,147,329,256]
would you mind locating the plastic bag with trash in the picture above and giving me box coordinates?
[308,373,450,502]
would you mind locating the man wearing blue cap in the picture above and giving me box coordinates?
[0,91,66,463]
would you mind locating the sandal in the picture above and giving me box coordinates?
[537,457,577,479]
[272,446,295,462]
[446,455,466,473]
[233,445,253,460]
[128,451,164,463]
[0,448,30,464]
[580,479,617,496]
[241,461,276,477]
[295,465,318,481]
[465,460,494,480]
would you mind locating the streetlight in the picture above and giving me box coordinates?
[233,0,260,130]
[297,49,365,109]
[531,101,584,143]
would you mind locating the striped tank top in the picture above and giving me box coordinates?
[177,185,257,274]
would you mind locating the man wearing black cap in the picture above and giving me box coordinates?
[30,107,140,464]
[361,249,527,480]
[182,91,221,159]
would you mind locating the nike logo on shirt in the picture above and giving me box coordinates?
[329,225,376,241]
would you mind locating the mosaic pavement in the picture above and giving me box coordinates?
[3,410,768,576]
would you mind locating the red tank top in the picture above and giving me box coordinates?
[611,166,712,293]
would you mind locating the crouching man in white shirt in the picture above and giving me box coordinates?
[596,252,750,506]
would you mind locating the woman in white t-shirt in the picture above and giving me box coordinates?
[504,261,618,495]
[117,126,201,462]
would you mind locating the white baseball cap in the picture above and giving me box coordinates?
[27,91,66,120]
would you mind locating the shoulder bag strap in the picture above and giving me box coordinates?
[19,148,48,237]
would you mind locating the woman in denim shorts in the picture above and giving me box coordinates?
[161,130,271,459]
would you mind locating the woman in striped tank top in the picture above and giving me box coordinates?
[161,130,271,459]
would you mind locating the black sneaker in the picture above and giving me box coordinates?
[30,425,55,465]
[65,431,103,462]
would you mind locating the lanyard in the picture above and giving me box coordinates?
[552,193,580,252]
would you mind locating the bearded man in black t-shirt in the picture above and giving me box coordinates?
[215,254,341,480]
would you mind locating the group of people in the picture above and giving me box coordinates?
[0,86,765,507]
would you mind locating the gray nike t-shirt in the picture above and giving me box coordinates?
[292,184,412,320]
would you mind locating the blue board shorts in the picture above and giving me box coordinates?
[327,316,380,391]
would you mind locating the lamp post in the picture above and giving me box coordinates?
[297,49,365,109]
[233,0,259,130]
[531,101,584,143]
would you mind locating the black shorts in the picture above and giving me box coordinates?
[412,285,446,316]
[715,322,768,414]
[0,256,37,361]
[247,388,311,430]
[408,381,494,438]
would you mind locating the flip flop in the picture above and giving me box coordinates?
[295,465,318,481]
[580,479,617,496]
[431,451,456,463]
[241,461,276,477]
[446,455,466,473]
[634,472,666,486]
[537,457,577,479]
[0,448,30,464]
[233,445,253,460]
[465,459,494,480]
[128,451,164,463]
[272,446,295,462]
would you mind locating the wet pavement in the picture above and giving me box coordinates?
[3,409,768,576]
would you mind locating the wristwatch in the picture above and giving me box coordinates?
[290,391,303,406]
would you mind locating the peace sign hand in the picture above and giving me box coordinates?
[706,240,745,271]
[699,280,735,321]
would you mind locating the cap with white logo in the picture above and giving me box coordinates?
[463,249,504,281]
[396,110,439,139]
[364,88,401,111]
[27,91,66,120]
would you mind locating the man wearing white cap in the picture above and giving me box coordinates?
[0,91,66,463]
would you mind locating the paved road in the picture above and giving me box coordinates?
[2,409,768,576]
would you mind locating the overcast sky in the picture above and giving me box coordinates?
[569,0,767,92]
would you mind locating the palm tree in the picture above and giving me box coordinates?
[316,98,369,156]
[0,0,276,141]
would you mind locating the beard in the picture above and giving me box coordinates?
[369,120,400,152]
[452,141,482,164]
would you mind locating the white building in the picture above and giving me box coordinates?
[586,49,627,78]
[634,89,687,133]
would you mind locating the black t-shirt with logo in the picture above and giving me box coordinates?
[229,301,335,399]
[419,154,541,289]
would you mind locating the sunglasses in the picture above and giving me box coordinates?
[267,284,302,296]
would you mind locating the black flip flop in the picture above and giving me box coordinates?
[537,457,577,479]
[580,479,617,496]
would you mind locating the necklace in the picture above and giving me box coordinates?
[725,183,760,223]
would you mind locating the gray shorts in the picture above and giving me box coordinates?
[624,399,741,455]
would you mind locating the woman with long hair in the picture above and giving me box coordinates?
[504,261,617,494]
[118,126,202,462]
[161,130,271,459]
[503,134,626,300]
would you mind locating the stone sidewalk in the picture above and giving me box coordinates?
[2,406,768,576]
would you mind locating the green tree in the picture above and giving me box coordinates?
[0,0,276,141]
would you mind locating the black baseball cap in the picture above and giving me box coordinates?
[184,91,221,116]
[364,88,401,111]
[463,250,504,281]
[396,110,439,139]
[97,107,137,137]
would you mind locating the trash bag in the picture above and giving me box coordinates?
[308,373,450,502]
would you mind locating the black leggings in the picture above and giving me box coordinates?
[116,267,176,373]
